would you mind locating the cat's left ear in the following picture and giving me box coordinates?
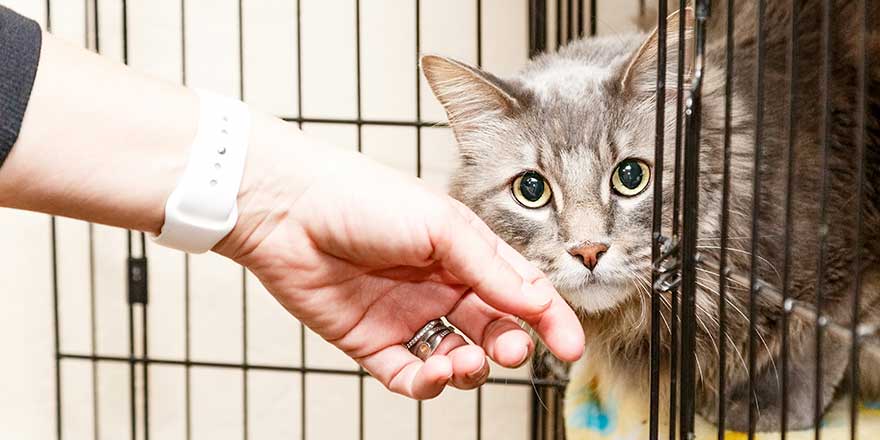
[620,7,695,96]
[421,55,522,129]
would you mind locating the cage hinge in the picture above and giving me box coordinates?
[652,235,681,292]
[127,257,148,305]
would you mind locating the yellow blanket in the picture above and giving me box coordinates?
[564,356,880,439]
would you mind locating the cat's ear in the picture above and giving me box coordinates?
[421,55,521,128]
[620,7,695,96]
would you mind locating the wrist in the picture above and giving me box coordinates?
[212,113,324,262]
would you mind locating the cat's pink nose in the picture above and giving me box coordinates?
[569,243,609,271]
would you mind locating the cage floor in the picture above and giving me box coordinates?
[564,356,880,439]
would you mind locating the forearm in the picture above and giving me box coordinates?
[0,31,316,241]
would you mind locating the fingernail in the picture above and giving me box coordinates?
[466,357,487,380]
[521,280,553,309]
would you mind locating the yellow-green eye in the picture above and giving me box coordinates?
[512,171,552,208]
[611,159,651,196]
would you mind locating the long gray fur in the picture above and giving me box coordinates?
[422,0,880,432]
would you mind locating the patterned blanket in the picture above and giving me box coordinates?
[564,355,880,439]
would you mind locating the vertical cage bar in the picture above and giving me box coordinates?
[589,0,596,36]
[476,1,483,438]
[295,0,303,132]
[82,0,99,414]
[141,234,149,440]
[94,0,101,52]
[184,255,192,440]
[414,1,423,437]
[119,1,140,437]
[353,0,366,438]
[179,1,192,437]
[667,1,689,437]
[780,0,800,437]
[530,390,540,440]
[717,0,735,437]
[476,1,482,77]
[672,0,688,229]
[238,0,248,436]
[747,0,767,437]
[576,0,583,37]
[849,0,868,437]
[678,1,709,437]
[566,0,573,42]
[814,0,832,437]
[46,0,61,435]
[667,260,679,439]
[52,217,62,440]
[294,0,306,438]
[529,0,547,57]
[90,227,99,440]
[355,0,363,157]
[83,4,102,437]
[242,269,248,440]
[649,0,669,438]
[476,388,483,440]
[554,386,560,440]
[128,259,136,440]
[415,0,422,179]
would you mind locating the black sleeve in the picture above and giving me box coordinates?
[0,6,41,169]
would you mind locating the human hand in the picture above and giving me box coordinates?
[215,118,584,399]
[0,30,582,399]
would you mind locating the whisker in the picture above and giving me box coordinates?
[695,278,780,397]
[695,246,782,281]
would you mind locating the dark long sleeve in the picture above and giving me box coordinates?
[0,5,41,168]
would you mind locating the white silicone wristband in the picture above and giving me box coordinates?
[152,89,251,253]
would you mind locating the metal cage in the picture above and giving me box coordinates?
[39,0,875,439]
[649,0,871,439]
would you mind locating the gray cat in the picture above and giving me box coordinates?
[422,0,880,432]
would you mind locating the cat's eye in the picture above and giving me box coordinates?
[611,159,651,197]
[512,171,553,208]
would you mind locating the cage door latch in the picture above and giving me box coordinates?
[652,235,681,292]
[127,257,148,305]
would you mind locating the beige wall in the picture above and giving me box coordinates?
[0,0,642,439]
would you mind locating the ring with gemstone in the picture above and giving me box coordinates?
[405,319,456,361]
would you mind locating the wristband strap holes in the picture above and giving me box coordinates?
[153,89,249,253]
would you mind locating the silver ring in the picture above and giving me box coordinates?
[405,319,456,361]
[404,319,443,350]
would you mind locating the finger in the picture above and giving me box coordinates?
[446,291,534,368]
[431,204,552,317]
[444,201,585,362]
[449,199,546,282]
[359,345,452,400]
[448,345,489,389]
[528,283,585,362]
[430,333,490,390]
